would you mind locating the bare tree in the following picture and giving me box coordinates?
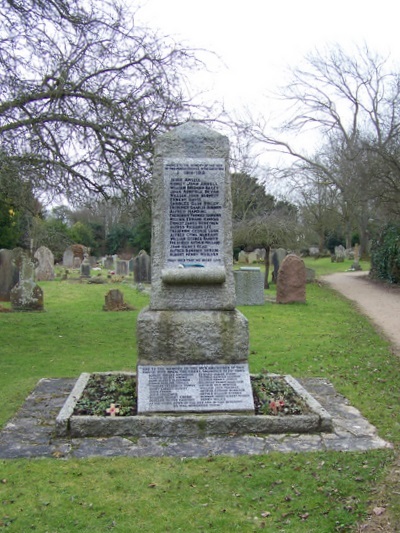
[0,0,203,204]
[242,45,400,257]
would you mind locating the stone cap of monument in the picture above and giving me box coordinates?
[156,121,229,157]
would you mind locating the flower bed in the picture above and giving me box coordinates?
[73,373,310,418]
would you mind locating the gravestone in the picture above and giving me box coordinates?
[305,267,316,283]
[234,267,265,305]
[350,244,362,271]
[34,246,55,281]
[103,289,133,311]
[80,255,91,278]
[63,247,74,268]
[276,254,306,304]
[136,121,253,414]
[133,250,151,283]
[0,249,20,301]
[334,245,345,263]
[271,247,287,283]
[10,252,43,311]
[254,248,266,261]
[237,250,248,263]
[104,256,114,269]
[116,259,129,276]
[247,251,258,264]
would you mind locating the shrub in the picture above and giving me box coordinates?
[370,224,400,283]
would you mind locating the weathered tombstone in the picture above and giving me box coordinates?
[103,289,132,311]
[0,249,20,301]
[116,259,129,276]
[350,244,362,271]
[237,250,248,263]
[334,245,345,263]
[73,256,82,269]
[254,248,266,261]
[276,254,307,304]
[247,251,258,264]
[133,250,151,283]
[234,267,264,305]
[305,267,316,283]
[271,248,287,283]
[104,256,114,270]
[80,254,91,278]
[34,246,55,281]
[10,252,44,311]
[136,121,254,414]
[309,245,319,257]
[63,247,74,268]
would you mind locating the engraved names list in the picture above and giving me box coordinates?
[137,364,254,412]
[165,159,225,265]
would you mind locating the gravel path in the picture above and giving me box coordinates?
[321,270,400,356]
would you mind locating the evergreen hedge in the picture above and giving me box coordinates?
[370,223,400,283]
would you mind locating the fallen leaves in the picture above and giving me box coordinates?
[373,506,386,516]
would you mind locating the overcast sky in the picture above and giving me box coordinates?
[138,0,400,117]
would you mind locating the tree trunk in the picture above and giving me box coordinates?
[263,245,270,289]
[359,212,370,260]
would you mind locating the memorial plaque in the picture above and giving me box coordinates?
[164,158,225,266]
[137,364,254,413]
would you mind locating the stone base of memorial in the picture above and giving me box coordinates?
[55,372,333,438]
[136,308,249,365]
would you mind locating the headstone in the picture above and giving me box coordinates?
[63,247,74,268]
[237,250,248,263]
[133,250,151,283]
[276,254,307,304]
[234,267,264,305]
[103,289,133,311]
[305,267,316,283]
[350,244,362,271]
[104,256,114,270]
[73,256,82,269]
[34,246,55,281]
[116,259,129,276]
[136,121,253,414]
[0,249,20,301]
[334,245,345,263]
[80,254,91,278]
[254,248,266,261]
[309,246,319,257]
[10,252,44,311]
[247,251,258,264]
[271,248,287,283]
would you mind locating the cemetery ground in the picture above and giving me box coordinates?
[0,258,399,532]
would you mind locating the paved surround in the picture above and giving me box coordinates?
[0,377,391,459]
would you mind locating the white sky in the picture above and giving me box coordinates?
[138,0,400,118]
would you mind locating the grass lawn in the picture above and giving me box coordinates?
[1,260,399,532]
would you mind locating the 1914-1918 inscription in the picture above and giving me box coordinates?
[137,364,254,413]
[165,159,225,265]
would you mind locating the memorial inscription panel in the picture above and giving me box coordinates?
[137,364,254,413]
[165,158,225,266]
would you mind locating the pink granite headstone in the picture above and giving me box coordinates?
[276,254,306,304]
